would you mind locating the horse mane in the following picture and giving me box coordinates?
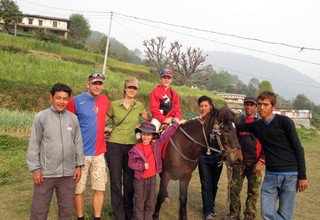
[218,107,237,123]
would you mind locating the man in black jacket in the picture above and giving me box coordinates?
[236,91,308,220]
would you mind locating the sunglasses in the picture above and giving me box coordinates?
[126,86,138,90]
[88,73,105,80]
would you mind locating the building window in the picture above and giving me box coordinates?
[28,19,33,25]
[38,20,43,26]
[53,21,57,27]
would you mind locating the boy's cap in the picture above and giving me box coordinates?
[160,68,173,78]
[125,77,139,88]
[135,122,159,138]
[244,96,257,104]
[88,72,105,83]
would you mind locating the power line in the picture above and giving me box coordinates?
[116,15,320,66]
[19,1,320,52]
[211,64,320,89]
[113,12,320,52]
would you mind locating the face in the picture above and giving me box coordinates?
[50,91,70,112]
[244,102,257,117]
[87,81,104,98]
[160,76,172,88]
[257,98,275,121]
[141,132,153,145]
[125,86,138,99]
[199,100,212,115]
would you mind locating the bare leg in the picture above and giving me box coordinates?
[75,193,85,218]
[93,190,105,217]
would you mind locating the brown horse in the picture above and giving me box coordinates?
[153,107,243,220]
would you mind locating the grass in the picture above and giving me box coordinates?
[0,129,319,219]
[0,108,34,134]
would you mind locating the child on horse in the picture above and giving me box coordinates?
[149,68,182,132]
[128,120,185,219]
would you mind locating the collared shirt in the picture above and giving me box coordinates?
[108,99,145,145]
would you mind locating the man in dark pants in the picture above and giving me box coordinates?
[197,96,223,220]
[226,96,265,220]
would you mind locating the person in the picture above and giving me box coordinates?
[226,96,265,220]
[106,77,149,220]
[26,83,85,220]
[128,119,185,220]
[149,68,182,132]
[67,72,110,220]
[236,91,308,220]
[197,95,223,220]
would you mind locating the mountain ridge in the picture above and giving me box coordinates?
[205,51,320,104]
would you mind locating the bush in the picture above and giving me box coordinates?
[0,45,29,53]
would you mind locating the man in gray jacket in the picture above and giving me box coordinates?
[27,83,85,220]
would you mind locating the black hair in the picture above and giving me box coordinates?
[50,83,72,96]
[198,95,213,107]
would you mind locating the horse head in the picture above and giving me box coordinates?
[206,107,243,165]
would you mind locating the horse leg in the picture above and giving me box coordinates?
[179,175,192,220]
[153,171,170,220]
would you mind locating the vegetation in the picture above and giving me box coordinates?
[69,13,91,43]
[0,0,23,33]
[143,36,207,85]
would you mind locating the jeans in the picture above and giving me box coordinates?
[198,152,223,215]
[260,172,297,220]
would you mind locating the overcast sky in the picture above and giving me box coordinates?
[17,0,320,84]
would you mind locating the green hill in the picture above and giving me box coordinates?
[0,33,224,115]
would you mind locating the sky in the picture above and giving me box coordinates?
[17,0,320,85]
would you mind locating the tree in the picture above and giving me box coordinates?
[143,36,207,85]
[69,13,91,42]
[293,94,312,110]
[247,78,259,95]
[258,80,273,94]
[0,0,23,33]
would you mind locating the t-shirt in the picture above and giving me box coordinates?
[136,143,156,178]
[67,92,109,156]
[107,99,145,145]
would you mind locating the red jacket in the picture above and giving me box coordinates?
[149,85,182,123]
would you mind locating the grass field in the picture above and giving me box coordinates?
[0,129,319,220]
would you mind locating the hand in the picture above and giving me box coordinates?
[144,162,149,170]
[298,179,308,192]
[73,167,82,183]
[164,117,172,124]
[32,171,43,185]
[252,161,263,173]
[174,118,187,125]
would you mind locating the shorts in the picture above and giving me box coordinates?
[75,154,107,194]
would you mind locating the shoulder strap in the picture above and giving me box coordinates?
[113,104,135,129]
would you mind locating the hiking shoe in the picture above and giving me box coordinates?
[205,213,217,220]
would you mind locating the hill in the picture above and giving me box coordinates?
[0,33,224,113]
[205,51,320,104]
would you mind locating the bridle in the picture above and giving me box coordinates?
[169,116,240,163]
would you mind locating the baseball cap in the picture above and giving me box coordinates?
[88,72,105,83]
[160,68,174,78]
[244,96,257,104]
[125,77,139,89]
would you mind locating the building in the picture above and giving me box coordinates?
[0,14,69,38]
[274,109,312,128]
[217,92,246,113]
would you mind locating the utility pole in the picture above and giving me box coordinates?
[102,12,113,76]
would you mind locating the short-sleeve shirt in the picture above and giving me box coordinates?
[67,92,109,156]
[108,99,145,145]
